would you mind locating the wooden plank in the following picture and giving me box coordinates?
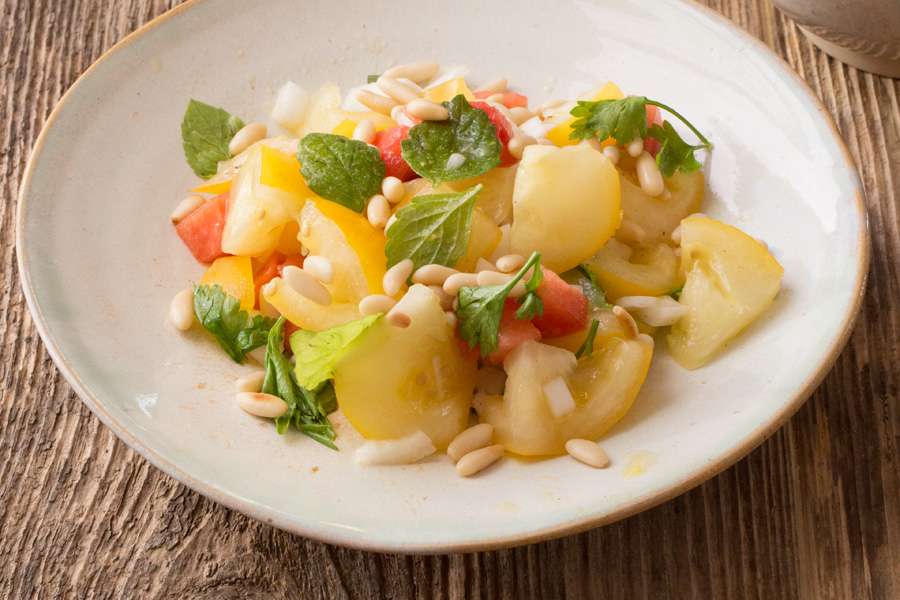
[0,0,896,598]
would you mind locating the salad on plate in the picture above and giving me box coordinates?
[168,61,784,476]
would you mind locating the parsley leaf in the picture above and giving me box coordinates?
[457,251,542,356]
[647,121,703,177]
[193,284,275,363]
[384,184,482,269]
[562,264,610,310]
[569,96,648,146]
[181,99,245,179]
[264,318,337,449]
[514,262,544,320]
[290,314,381,390]
[298,133,385,212]
[401,95,501,183]
[575,319,600,359]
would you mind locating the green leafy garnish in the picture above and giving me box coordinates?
[367,74,380,84]
[562,264,610,309]
[384,184,482,269]
[401,94,501,183]
[290,314,381,390]
[193,284,275,363]
[514,262,544,320]
[669,285,684,301]
[568,96,711,175]
[457,251,542,357]
[297,133,385,212]
[264,318,337,448]
[575,319,600,359]
[647,121,703,177]
[180,99,245,179]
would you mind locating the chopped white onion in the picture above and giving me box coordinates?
[543,376,576,418]
[615,295,689,327]
[271,81,309,131]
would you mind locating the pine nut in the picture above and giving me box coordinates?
[355,89,397,115]
[508,106,532,125]
[447,423,494,462]
[228,122,267,156]
[456,444,504,477]
[352,119,376,144]
[282,265,332,305]
[543,376,576,417]
[386,307,411,328]
[445,311,458,328]
[477,78,508,94]
[354,430,436,465]
[170,195,204,223]
[382,176,405,203]
[406,98,450,121]
[367,194,391,228]
[636,151,665,197]
[303,255,334,284]
[507,135,536,160]
[615,295,688,327]
[612,305,640,339]
[383,61,439,84]
[359,294,396,316]
[475,257,496,272]
[602,145,620,165]
[477,271,512,286]
[235,371,265,393]
[383,259,414,296]
[376,76,421,104]
[495,254,525,273]
[443,273,479,296]
[413,264,458,286]
[428,285,454,310]
[169,287,194,331]
[237,392,288,419]
[565,439,610,468]
[626,137,645,157]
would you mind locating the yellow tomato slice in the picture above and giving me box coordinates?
[425,77,475,103]
[201,256,255,309]
[332,118,357,138]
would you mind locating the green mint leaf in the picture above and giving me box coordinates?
[575,319,601,359]
[647,121,703,177]
[562,264,610,309]
[181,99,245,179]
[265,318,337,449]
[457,251,542,356]
[289,314,381,390]
[298,133,385,212]
[384,184,482,269]
[569,96,647,144]
[401,95,501,183]
[193,284,275,362]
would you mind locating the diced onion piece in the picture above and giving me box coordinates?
[354,430,436,466]
[543,376,576,418]
[271,81,309,130]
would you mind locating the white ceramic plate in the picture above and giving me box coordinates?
[17,0,867,552]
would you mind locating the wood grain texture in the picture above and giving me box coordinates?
[1,0,897,598]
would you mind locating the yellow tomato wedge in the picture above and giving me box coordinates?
[258,145,311,197]
[201,256,255,309]
[547,82,624,147]
[300,200,387,300]
[192,178,231,195]
[332,118,357,138]
[425,77,475,103]
[262,278,359,331]
[588,239,682,301]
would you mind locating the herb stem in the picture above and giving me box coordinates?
[575,319,601,359]
[501,251,542,295]
[645,99,712,148]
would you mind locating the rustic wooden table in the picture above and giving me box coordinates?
[1,1,897,598]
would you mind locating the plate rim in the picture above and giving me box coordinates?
[15,0,870,553]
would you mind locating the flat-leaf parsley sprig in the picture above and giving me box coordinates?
[457,251,543,357]
[568,96,712,176]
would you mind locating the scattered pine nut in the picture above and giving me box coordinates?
[456,444,504,477]
[476,78,508,94]
[383,259,414,296]
[352,119,376,144]
[237,392,289,419]
[383,61,439,84]
[355,89,397,115]
[508,106,533,125]
[602,145,620,165]
[170,195,204,223]
[476,271,512,286]
[405,98,449,121]
[169,287,194,331]
[413,264,459,286]
[612,305,640,339]
[359,294,396,316]
[281,265,332,305]
[626,137,645,158]
[367,194,391,228]
[381,176,405,203]
[507,135,536,160]
[495,254,525,273]
[228,122,267,156]
[235,371,265,393]
[377,75,421,104]
[443,273,479,296]
[447,423,494,462]
[303,255,334,284]
[636,151,664,197]
[565,439,610,468]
